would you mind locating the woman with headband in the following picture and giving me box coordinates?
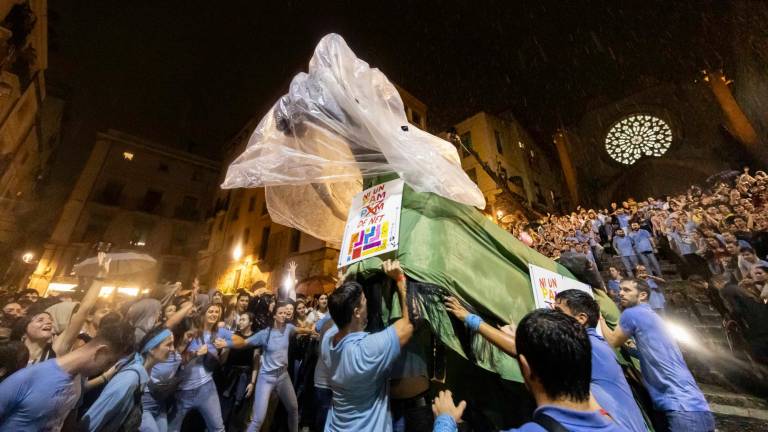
[80,326,175,431]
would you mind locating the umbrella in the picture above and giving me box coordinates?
[73,252,157,278]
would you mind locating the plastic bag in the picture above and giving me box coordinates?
[222,33,485,244]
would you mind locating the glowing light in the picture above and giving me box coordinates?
[605,115,672,165]
[496,210,504,219]
[232,244,243,261]
[48,282,77,292]
[21,252,34,264]
[664,320,697,348]
[98,286,140,297]
[122,152,134,161]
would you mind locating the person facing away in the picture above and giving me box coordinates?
[321,259,415,432]
[600,279,714,432]
[554,289,647,432]
[0,321,135,432]
[432,309,626,431]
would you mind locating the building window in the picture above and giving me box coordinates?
[494,130,503,155]
[122,151,134,161]
[248,196,256,212]
[139,189,163,214]
[99,180,125,206]
[605,114,672,165]
[230,204,240,221]
[82,215,110,243]
[261,200,268,216]
[460,132,472,150]
[534,182,546,205]
[129,219,154,247]
[258,226,271,259]
[158,162,169,173]
[466,167,478,184]
[217,217,224,231]
[174,195,199,220]
[244,228,251,246]
[169,224,188,254]
[290,229,301,253]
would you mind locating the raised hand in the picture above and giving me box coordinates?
[431,390,466,423]
[382,259,405,282]
[443,296,469,322]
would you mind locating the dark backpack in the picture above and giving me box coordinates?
[116,368,144,432]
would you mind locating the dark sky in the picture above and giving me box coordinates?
[48,1,732,160]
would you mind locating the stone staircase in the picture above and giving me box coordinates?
[598,254,768,430]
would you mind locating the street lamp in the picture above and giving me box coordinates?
[21,252,35,264]
[232,244,243,261]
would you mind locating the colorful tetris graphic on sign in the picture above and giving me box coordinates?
[346,222,390,261]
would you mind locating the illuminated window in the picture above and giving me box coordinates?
[605,115,672,165]
[122,152,134,161]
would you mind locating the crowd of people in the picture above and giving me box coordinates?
[2,169,766,431]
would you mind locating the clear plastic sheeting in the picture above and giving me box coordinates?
[222,33,485,244]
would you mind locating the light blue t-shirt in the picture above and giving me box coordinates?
[81,353,149,432]
[0,359,82,431]
[245,323,295,374]
[587,328,647,432]
[314,319,337,389]
[616,214,631,229]
[434,405,626,432]
[629,229,654,253]
[180,327,233,390]
[322,326,401,432]
[619,303,710,412]
[612,235,635,257]
[145,350,182,394]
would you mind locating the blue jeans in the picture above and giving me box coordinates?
[638,251,662,276]
[247,371,298,432]
[620,255,639,277]
[665,410,715,432]
[314,387,332,432]
[140,392,168,432]
[168,380,225,432]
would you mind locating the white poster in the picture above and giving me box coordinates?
[338,179,404,268]
[528,264,593,309]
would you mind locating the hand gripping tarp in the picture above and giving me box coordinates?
[221,33,485,246]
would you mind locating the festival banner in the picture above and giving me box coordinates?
[528,264,593,309]
[338,179,404,267]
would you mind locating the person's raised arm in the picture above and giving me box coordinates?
[383,259,414,347]
[165,301,194,330]
[54,253,110,355]
[444,297,517,357]
[599,316,630,348]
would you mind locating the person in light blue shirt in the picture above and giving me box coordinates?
[629,222,662,276]
[0,321,134,432]
[321,260,415,432]
[219,300,316,432]
[615,209,631,230]
[601,279,714,431]
[82,326,175,432]
[433,309,625,432]
[612,228,638,277]
[169,303,232,432]
[636,265,666,312]
[555,289,648,432]
[312,315,336,431]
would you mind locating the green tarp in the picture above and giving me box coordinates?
[348,183,622,382]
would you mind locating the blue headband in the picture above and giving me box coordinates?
[141,329,172,354]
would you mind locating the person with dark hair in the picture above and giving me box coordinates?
[555,289,646,432]
[738,246,768,280]
[218,300,315,432]
[225,291,252,331]
[320,259,414,432]
[0,340,28,382]
[169,302,230,432]
[218,311,258,430]
[308,293,329,323]
[613,228,638,278]
[630,222,662,276]
[80,325,175,431]
[0,321,134,431]
[433,309,624,431]
[16,288,39,304]
[601,279,714,431]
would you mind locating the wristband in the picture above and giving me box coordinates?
[465,314,483,332]
[396,274,406,282]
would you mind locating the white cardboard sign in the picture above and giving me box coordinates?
[529,264,593,309]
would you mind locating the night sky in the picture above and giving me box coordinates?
[48,1,732,160]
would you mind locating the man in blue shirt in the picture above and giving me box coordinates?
[601,279,714,431]
[321,259,415,432]
[433,309,625,431]
[555,289,647,432]
[0,322,134,431]
[612,228,638,278]
[629,222,662,276]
